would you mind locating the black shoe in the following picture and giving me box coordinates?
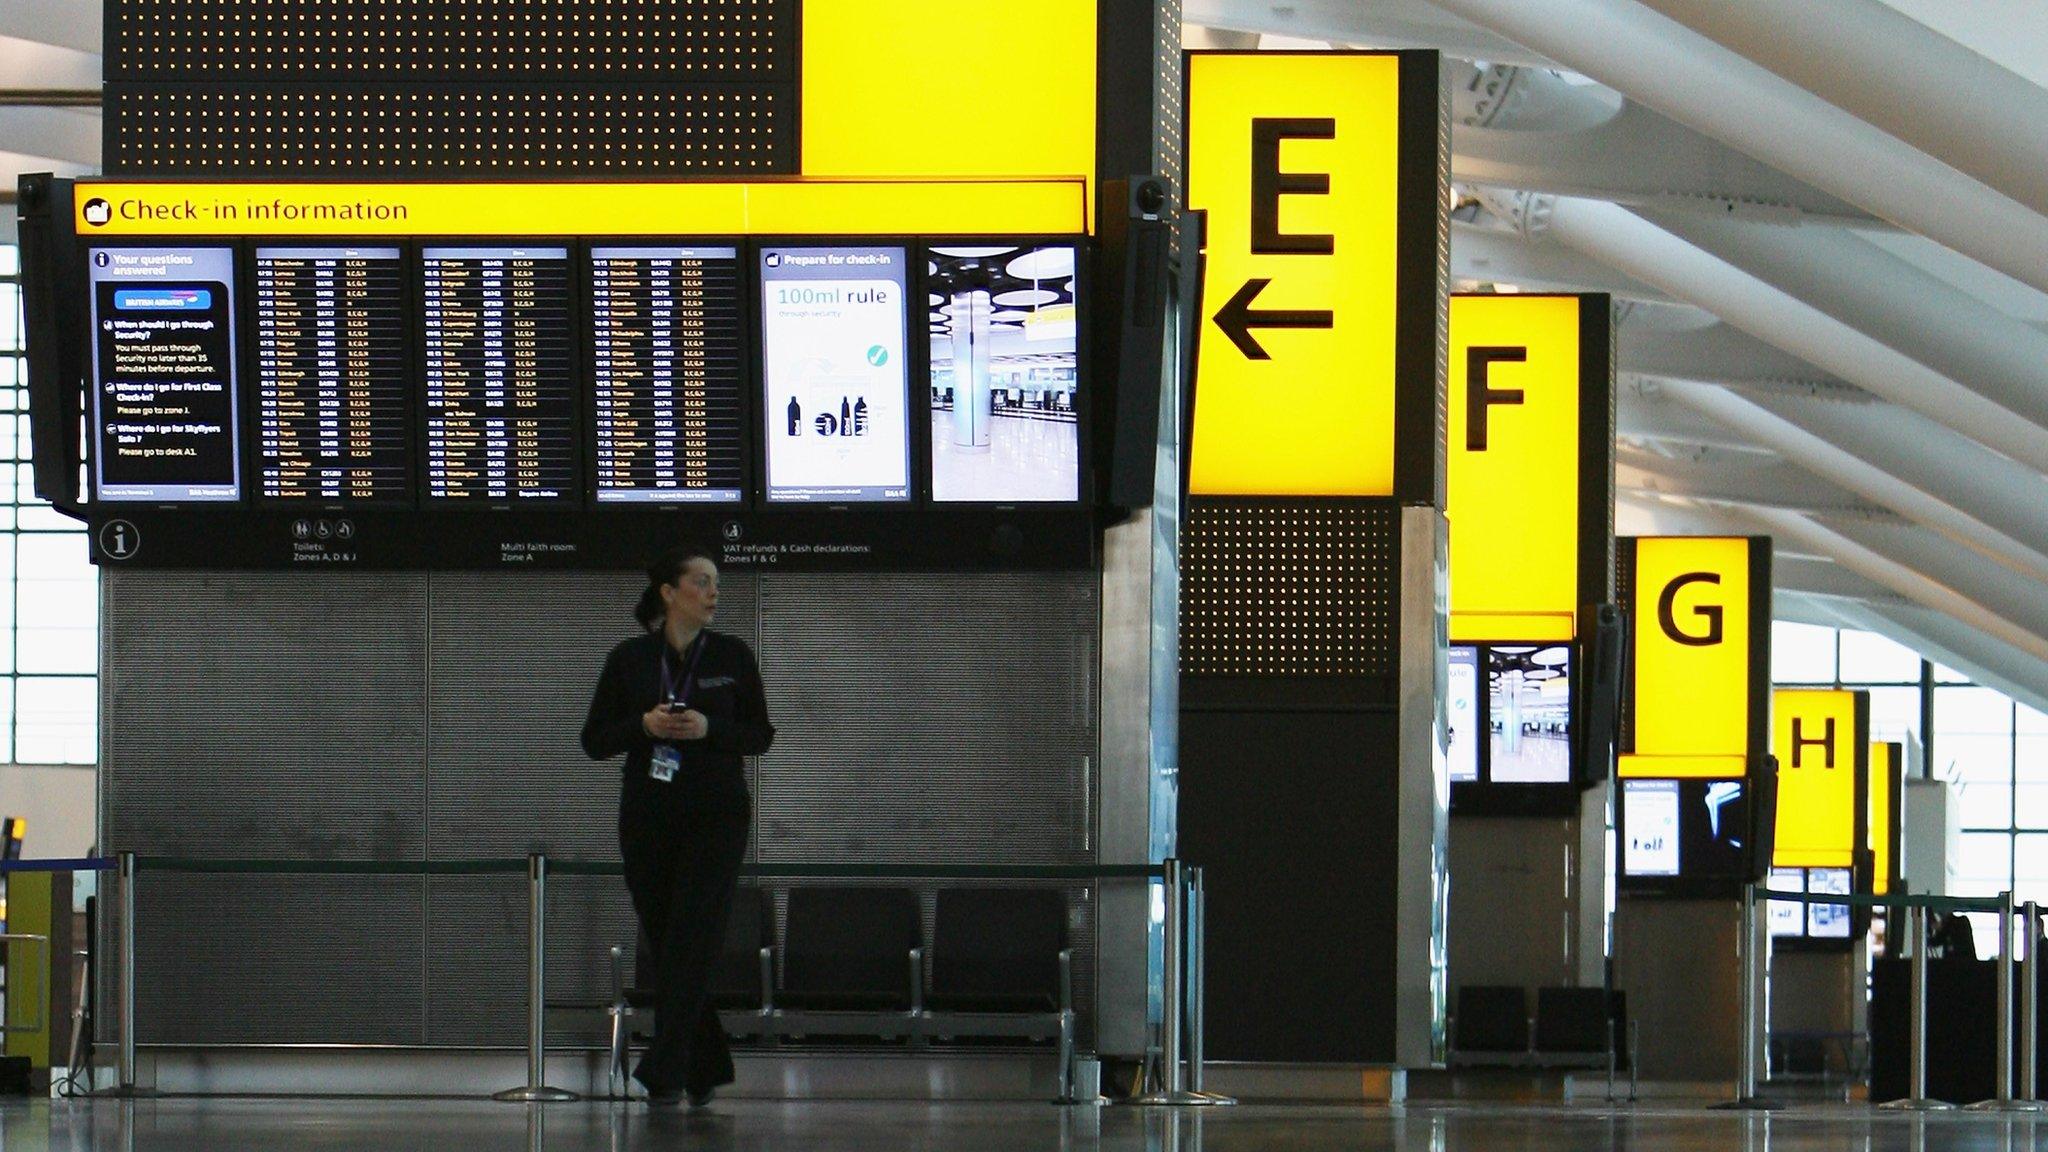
[686,1087,715,1109]
[644,1087,685,1108]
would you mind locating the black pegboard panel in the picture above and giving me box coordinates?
[106,0,795,82]
[104,84,794,176]
[1182,500,1400,677]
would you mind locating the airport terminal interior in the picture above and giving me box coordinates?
[7,1,2048,1149]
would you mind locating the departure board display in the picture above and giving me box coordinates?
[88,247,243,502]
[421,247,577,502]
[253,247,410,502]
[759,245,912,503]
[590,246,746,503]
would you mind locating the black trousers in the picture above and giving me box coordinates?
[619,776,752,1095]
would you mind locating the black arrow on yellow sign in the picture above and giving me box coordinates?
[1213,278,1334,360]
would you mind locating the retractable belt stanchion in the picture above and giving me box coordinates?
[1715,883,1780,1110]
[2024,902,2043,1107]
[1972,893,2047,1112]
[1130,858,1214,1105]
[117,851,139,1096]
[1881,904,1955,1111]
[495,853,579,1103]
[1183,867,1234,1105]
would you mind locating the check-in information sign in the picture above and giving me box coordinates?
[1184,52,1407,498]
[1772,689,1867,869]
[1620,536,1768,779]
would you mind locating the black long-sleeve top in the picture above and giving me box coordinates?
[581,629,775,789]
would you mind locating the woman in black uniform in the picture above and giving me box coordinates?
[582,545,774,1107]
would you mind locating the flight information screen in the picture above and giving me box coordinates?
[421,246,578,502]
[590,246,747,503]
[759,245,912,503]
[253,246,411,502]
[88,246,243,502]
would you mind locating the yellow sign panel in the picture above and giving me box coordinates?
[1185,52,1403,496]
[70,179,1088,238]
[1448,295,1581,643]
[1772,689,1862,868]
[1619,536,1753,779]
[802,1,1096,186]
[1871,741,1900,895]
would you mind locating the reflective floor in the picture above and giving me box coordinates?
[2,1099,2045,1152]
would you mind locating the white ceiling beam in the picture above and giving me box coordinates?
[1635,205,2048,438]
[1823,599,2048,720]
[1429,0,2048,299]
[1187,0,1552,67]
[1636,0,2048,221]
[0,1,99,57]
[0,107,98,167]
[1734,389,2048,573]
[1650,378,2048,585]
[1729,505,2048,666]
[1477,191,2048,472]
[0,34,100,88]
[1616,445,1877,517]
[1818,516,2048,647]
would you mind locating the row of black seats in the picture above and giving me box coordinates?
[674,886,1070,1016]
[1451,985,1633,1071]
[610,885,1080,1098]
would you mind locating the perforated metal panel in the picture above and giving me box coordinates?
[1181,500,1400,677]
[105,85,793,176]
[107,0,795,81]
[752,572,1099,865]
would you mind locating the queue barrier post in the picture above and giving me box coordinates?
[113,851,153,1097]
[1128,859,1218,1106]
[1714,883,1778,1110]
[2024,902,2043,1106]
[1879,903,1955,1111]
[493,853,579,1103]
[1183,867,1233,1105]
[1970,892,2047,1112]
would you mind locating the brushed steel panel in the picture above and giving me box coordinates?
[102,570,429,859]
[133,873,425,1045]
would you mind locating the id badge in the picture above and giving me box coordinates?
[650,744,681,783]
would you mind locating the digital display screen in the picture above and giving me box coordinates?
[421,246,577,502]
[590,246,746,504]
[1806,867,1853,938]
[927,243,1079,502]
[1447,645,1480,784]
[1768,868,1805,937]
[760,245,912,503]
[89,247,242,501]
[1487,645,1571,784]
[1623,780,1681,877]
[1688,779,1752,878]
[253,247,411,502]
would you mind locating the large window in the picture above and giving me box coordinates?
[0,245,98,764]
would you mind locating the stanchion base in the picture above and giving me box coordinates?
[1184,1091,1237,1105]
[1962,1099,2048,1112]
[1054,1094,1111,1107]
[1709,1097,1783,1111]
[1876,1098,1957,1111]
[1124,1090,1232,1106]
[492,1086,581,1103]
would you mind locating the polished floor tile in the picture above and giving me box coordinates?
[4,1099,2046,1152]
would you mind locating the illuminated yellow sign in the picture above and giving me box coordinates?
[801,1,1096,185]
[70,179,1088,238]
[1184,52,1404,496]
[1448,295,1584,643]
[1619,536,1756,779]
[1772,689,1864,869]
[1871,741,1900,895]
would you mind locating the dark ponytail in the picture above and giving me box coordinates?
[634,543,718,631]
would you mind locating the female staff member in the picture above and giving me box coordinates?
[582,545,775,1107]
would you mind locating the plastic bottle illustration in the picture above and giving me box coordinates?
[839,397,852,437]
[853,397,868,435]
[786,395,801,436]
